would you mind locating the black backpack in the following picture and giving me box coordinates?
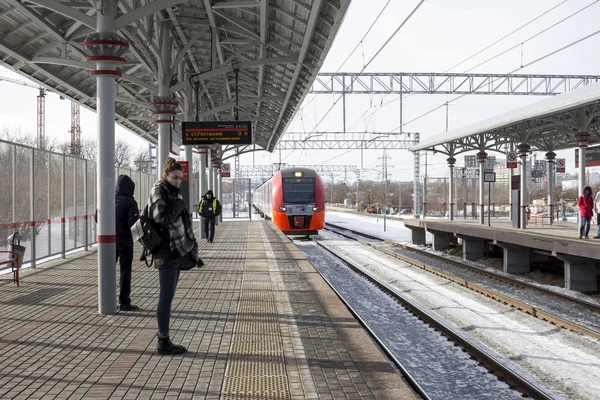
[131,205,164,267]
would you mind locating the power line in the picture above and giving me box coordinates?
[446,0,570,73]
[399,0,600,130]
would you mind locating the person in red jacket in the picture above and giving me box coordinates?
[578,185,594,239]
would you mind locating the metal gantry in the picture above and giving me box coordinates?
[276,132,419,150]
[238,164,359,188]
[310,72,600,95]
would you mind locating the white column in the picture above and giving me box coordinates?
[87,0,123,315]
[546,151,556,223]
[157,22,172,169]
[478,151,487,225]
[576,133,588,199]
[184,79,194,213]
[218,170,223,222]
[518,144,530,230]
[208,149,214,191]
[448,157,455,221]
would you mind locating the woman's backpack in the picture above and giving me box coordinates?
[131,205,163,267]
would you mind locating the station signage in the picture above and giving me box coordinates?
[484,172,496,183]
[221,163,231,178]
[556,158,566,173]
[181,121,252,145]
[506,152,517,168]
[575,145,600,167]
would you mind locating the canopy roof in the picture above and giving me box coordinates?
[0,0,350,152]
[411,81,600,156]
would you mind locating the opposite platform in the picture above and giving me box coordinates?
[0,221,413,399]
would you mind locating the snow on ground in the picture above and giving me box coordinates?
[320,233,600,400]
[326,210,432,243]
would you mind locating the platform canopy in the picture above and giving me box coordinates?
[410,82,600,156]
[0,0,350,151]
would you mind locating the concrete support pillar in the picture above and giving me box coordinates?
[546,151,556,224]
[430,230,456,251]
[517,143,530,230]
[218,169,223,222]
[496,243,531,274]
[407,227,426,245]
[575,133,589,200]
[477,151,487,225]
[208,149,214,191]
[83,0,128,315]
[458,236,484,261]
[184,79,194,214]
[556,254,597,293]
[448,157,455,221]
[156,22,173,169]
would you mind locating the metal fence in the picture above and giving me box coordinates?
[0,139,156,268]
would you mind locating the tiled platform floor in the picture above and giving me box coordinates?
[0,221,413,399]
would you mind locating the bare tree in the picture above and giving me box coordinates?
[80,138,97,161]
[132,147,150,172]
[115,138,132,168]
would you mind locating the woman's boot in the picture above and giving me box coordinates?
[157,335,187,355]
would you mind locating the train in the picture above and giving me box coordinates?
[252,168,325,235]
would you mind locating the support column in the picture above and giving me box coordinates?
[219,169,223,222]
[448,157,455,221]
[517,143,530,230]
[496,243,531,274]
[458,235,484,261]
[184,78,194,215]
[556,254,597,292]
[477,151,487,225]
[82,0,128,315]
[154,22,174,169]
[575,132,589,206]
[546,151,556,224]
[407,227,426,245]
[199,148,207,238]
[208,149,214,191]
[430,230,456,251]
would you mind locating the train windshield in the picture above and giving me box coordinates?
[282,178,315,204]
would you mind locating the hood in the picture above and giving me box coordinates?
[204,190,214,198]
[116,175,135,196]
[583,185,593,196]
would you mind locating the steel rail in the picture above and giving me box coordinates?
[325,222,600,340]
[309,237,555,400]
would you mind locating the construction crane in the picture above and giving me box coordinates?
[0,75,73,150]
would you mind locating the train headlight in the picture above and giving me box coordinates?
[312,206,319,211]
[279,206,287,211]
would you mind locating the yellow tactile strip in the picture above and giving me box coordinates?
[220,224,292,400]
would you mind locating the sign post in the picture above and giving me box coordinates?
[221,163,231,178]
[484,172,496,227]
[506,151,517,168]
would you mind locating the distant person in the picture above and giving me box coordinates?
[115,175,140,311]
[578,185,594,239]
[594,190,600,238]
[148,157,203,355]
[198,190,222,243]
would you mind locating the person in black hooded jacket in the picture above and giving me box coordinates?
[115,175,139,311]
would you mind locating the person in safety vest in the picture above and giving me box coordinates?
[198,190,222,243]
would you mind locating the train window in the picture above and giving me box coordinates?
[282,178,315,203]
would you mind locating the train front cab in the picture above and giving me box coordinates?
[271,168,325,235]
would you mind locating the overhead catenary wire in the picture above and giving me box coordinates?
[282,0,426,164]
[344,0,593,135]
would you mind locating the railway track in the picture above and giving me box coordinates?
[325,222,600,341]
[298,236,557,400]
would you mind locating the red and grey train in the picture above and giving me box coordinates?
[252,168,325,235]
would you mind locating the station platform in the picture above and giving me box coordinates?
[403,217,600,292]
[0,221,412,399]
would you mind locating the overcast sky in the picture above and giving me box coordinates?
[1,0,599,182]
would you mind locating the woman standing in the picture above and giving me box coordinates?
[577,185,594,239]
[148,157,201,355]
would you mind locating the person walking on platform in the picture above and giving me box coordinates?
[148,157,203,355]
[198,190,221,243]
[594,190,600,238]
[115,175,140,311]
[578,185,594,239]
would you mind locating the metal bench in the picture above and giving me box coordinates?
[0,251,20,286]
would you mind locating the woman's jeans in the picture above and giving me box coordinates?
[157,265,180,337]
[580,216,591,237]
